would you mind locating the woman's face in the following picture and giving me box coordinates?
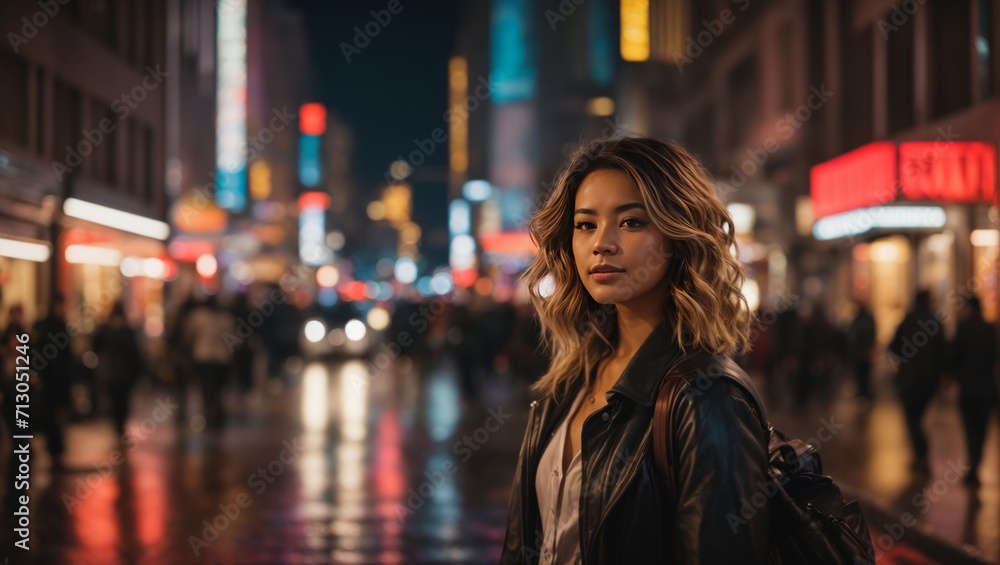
[572,169,672,309]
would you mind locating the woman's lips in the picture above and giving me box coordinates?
[590,270,624,282]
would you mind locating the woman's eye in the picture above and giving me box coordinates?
[622,218,645,228]
[574,221,594,230]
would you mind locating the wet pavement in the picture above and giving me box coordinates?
[759,370,999,564]
[2,357,528,564]
[2,356,995,564]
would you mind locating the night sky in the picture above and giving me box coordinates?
[291,0,459,193]
[291,0,459,266]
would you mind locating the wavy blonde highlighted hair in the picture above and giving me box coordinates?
[524,137,754,400]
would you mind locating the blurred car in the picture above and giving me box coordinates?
[300,301,383,358]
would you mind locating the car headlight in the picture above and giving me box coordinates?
[304,319,327,343]
[344,319,367,342]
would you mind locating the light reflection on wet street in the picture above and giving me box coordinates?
[3,358,996,564]
[3,358,528,564]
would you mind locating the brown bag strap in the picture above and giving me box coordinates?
[653,373,688,501]
[653,354,769,502]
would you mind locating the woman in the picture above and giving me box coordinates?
[500,137,770,564]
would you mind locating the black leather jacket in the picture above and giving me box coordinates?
[500,323,770,565]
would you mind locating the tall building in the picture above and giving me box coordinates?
[166,0,320,303]
[810,0,999,339]
[0,0,170,337]
[164,0,226,302]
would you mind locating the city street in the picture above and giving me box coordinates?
[3,0,1000,563]
[3,356,527,564]
[763,372,999,564]
[1,356,995,564]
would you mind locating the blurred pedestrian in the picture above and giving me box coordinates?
[166,292,199,425]
[450,297,484,405]
[950,295,998,486]
[259,285,301,380]
[508,301,547,383]
[792,301,833,409]
[184,295,236,430]
[1,304,30,505]
[847,301,876,401]
[482,297,517,377]
[0,304,27,370]
[388,295,422,360]
[889,290,946,472]
[93,301,145,436]
[768,305,800,408]
[32,294,75,467]
[230,292,255,398]
[1,305,29,441]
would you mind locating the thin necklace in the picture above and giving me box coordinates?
[588,361,606,403]
[590,355,622,403]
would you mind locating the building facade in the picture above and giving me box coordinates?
[625,0,999,342]
[0,0,169,339]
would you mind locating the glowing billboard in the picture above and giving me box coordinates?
[491,0,536,103]
[216,0,248,211]
[299,134,322,188]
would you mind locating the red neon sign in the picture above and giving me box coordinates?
[899,141,996,203]
[811,141,998,219]
[299,103,327,136]
[339,280,367,302]
[810,142,896,219]
[480,231,538,255]
[167,240,216,262]
[452,268,478,288]
[298,191,330,212]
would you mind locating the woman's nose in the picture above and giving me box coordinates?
[593,228,619,255]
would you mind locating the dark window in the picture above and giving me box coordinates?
[128,122,142,196]
[88,99,117,187]
[689,0,714,36]
[64,0,81,22]
[132,0,150,66]
[144,127,156,201]
[887,11,915,134]
[129,122,146,196]
[777,20,795,111]
[684,106,714,165]
[728,55,759,150]
[117,0,131,59]
[78,0,118,51]
[843,25,874,150]
[35,70,45,157]
[0,50,29,148]
[976,0,994,99]
[52,80,81,170]
[930,0,972,117]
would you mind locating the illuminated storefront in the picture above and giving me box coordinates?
[0,148,60,326]
[0,236,50,326]
[811,140,999,338]
[60,198,171,338]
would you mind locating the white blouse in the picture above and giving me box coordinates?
[535,388,587,565]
